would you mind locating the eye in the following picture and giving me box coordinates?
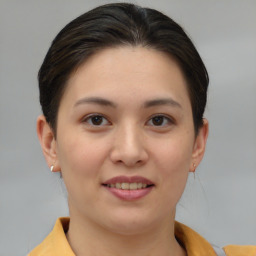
[147,115,173,127]
[83,114,110,126]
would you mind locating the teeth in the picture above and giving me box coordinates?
[129,183,137,190]
[106,182,150,190]
[121,183,129,189]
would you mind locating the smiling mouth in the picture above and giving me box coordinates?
[102,176,155,200]
[102,183,154,190]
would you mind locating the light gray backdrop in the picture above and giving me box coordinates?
[0,0,255,255]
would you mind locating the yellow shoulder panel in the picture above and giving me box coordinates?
[224,245,256,256]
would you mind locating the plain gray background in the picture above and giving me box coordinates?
[0,0,255,255]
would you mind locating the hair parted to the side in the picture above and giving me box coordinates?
[38,3,209,136]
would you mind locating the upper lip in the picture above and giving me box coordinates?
[102,176,154,185]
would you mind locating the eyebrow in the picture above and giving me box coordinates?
[74,96,182,109]
[74,97,117,108]
[143,98,182,109]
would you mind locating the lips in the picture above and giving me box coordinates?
[103,175,154,184]
[102,176,154,200]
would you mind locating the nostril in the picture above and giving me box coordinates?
[109,140,149,167]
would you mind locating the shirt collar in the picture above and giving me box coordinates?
[30,217,216,256]
[175,221,216,256]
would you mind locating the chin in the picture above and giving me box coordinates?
[101,211,160,236]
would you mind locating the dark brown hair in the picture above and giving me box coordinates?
[38,3,209,135]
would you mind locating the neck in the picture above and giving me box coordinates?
[66,212,186,256]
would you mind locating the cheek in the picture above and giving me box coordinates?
[152,134,194,198]
[154,134,194,174]
[56,134,109,180]
[56,136,110,207]
[160,146,190,191]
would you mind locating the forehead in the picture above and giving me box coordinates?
[62,46,190,107]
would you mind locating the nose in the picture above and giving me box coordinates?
[110,123,149,167]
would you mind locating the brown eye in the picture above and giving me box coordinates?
[152,116,164,126]
[83,114,110,126]
[91,116,103,125]
[147,115,172,127]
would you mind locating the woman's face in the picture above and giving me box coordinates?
[40,47,208,234]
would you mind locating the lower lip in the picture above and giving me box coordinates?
[103,186,154,201]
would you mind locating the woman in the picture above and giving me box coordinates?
[29,3,255,256]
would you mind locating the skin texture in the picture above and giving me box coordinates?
[37,47,208,256]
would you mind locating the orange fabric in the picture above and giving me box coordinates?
[175,222,216,256]
[223,245,256,256]
[28,218,74,256]
[28,217,256,256]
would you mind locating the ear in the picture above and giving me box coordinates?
[190,119,209,172]
[36,115,60,172]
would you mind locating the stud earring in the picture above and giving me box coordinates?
[192,163,196,179]
[50,165,54,172]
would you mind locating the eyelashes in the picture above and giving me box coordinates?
[82,113,175,128]
[83,114,110,126]
[146,115,174,127]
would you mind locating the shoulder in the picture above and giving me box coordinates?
[175,221,256,256]
[28,217,74,256]
[223,245,256,256]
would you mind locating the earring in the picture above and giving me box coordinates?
[192,163,196,179]
[50,165,54,172]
